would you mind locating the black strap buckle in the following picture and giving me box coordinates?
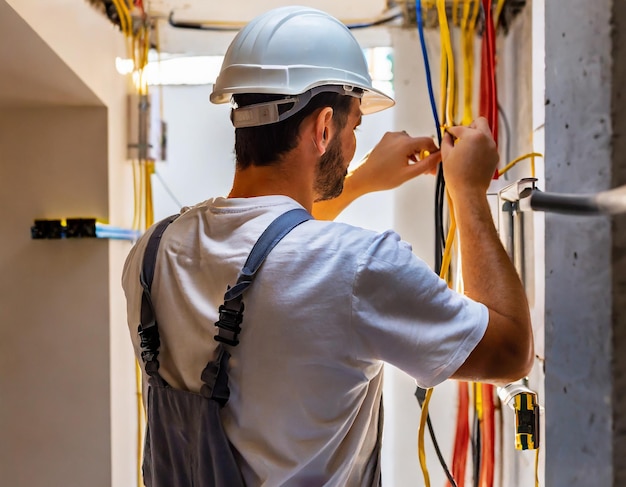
[214,302,244,346]
[138,323,161,375]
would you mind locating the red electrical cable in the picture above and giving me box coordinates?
[479,383,496,487]
[450,382,470,487]
[479,0,499,178]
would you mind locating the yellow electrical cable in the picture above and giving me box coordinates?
[446,9,457,125]
[462,0,481,125]
[417,6,463,485]
[470,0,481,34]
[145,160,155,227]
[132,160,141,230]
[122,0,133,34]
[111,0,128,35]
[495,0,507,28]
[116,5,157,485]
[135,361,145,487]
[535,446,540,487]
[436,0,457,127]
[475,381,484,420]
[498,152,543,177]
[437,0,449,128]
[460,0,473,125]
[418,387,434,487]
[154,20,165,120]
[440,196,457,282]
[417,191,457,486]
[139,159,146,229]
[134,156,156,487]
[452,0,460,26]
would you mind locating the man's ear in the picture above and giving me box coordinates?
[313,107,334,155]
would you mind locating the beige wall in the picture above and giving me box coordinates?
[0,106,111,486]
[1,1,135,486]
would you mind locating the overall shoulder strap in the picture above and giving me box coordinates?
[138,214,180,376]
[215,207,312,346]
[138,208,313,373]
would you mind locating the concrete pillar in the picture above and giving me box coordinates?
[611,3,626,484]
[544,0,626,485]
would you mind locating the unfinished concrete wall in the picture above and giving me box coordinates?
[611,3,626,486]
[544,0,626,485]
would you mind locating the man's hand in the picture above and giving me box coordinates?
[443,118,534,384]
[313,131,440,220]
[351,131,441,194]
[441,117,499,202]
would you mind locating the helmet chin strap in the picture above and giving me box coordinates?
[231,85,362,128]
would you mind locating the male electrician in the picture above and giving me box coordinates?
[123,6,534,487]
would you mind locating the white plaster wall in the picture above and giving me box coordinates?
[152,85,396,226]
[2,1,136,486]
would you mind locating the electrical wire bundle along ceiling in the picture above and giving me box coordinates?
[85,1,527,39]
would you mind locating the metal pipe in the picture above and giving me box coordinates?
[527,191,599,215]
[524,185,626,216]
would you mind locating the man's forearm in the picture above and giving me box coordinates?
[455,194,527,317]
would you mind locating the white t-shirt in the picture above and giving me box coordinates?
[122,195,488,487]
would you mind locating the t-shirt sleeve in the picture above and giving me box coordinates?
[350,230,488,389]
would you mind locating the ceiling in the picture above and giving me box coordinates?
[0,0,398,108]
[147,0,390,21]
[140,0,397,55]
[100,0,526,56]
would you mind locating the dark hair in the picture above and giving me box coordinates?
[232,90,356,170]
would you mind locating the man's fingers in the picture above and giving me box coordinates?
[470,117,492,135]
[441,130,455,155]
[406,151,441,176]
[444,125,470,139]
[401,132,438,152]
[413,136,439,152]
[449,117,492,137]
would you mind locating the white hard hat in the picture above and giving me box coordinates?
[210,6,395,126]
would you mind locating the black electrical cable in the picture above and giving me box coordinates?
[472,397,481,487]
[343,12,404,30]
[415,0,446,275]
[415,387,458,487]
[167,11,235,31]
[434,168,445,274]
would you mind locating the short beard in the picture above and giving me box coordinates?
[314,136,347,202]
